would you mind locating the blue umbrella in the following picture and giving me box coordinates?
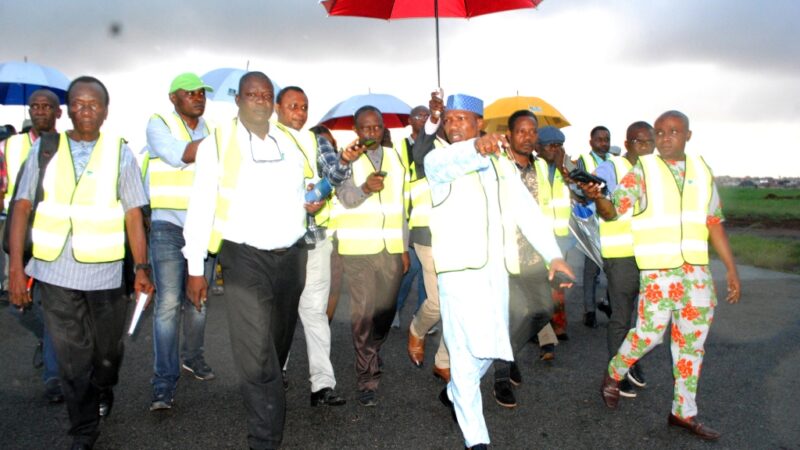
[201,68,281,103]
[0,60,70,105]
[318,93,412,130]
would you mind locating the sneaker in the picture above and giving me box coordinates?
[627,364,646,388]
[427,325,439,335]
[619,379,637,398]
[357,389,377,407]
[150,387,174,411]
[98,388,114,418]
[539,344,555,361]
[493,380,517,408]
[44,378,64,404]
[509,362,522,386]
[182,359,216,381]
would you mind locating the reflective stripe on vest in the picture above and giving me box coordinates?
[272,122,330,226]
[632,154,712,269]
[3,133,33,212]
[335,146,407,255]
[533,158,570,236]
[147,112,207,210]
[599,156,634,258]
[32,133,125,263]
[430,156,520,275]
[408,139,443,230]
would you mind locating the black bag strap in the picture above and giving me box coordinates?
[34,132,60,205]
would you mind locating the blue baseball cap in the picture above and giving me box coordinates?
[446,94,483,117]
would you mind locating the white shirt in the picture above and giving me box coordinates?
[182,119,307,275]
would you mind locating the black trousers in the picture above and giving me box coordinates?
[219,240,306,450]
[495,260,554,381]
[38,280,128,446]
[603,256,641,358]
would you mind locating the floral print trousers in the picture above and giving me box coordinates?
[608,298,714,419]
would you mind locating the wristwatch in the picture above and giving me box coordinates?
[134,263,152,274]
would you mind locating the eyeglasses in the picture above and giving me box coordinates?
[412,113,430,120]
[248,131,284,163]
[630,139,654,146]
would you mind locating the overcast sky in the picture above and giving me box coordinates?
[2,0,799,176]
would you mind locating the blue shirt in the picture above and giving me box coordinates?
[17,135,148,291]
[144,112,209,228]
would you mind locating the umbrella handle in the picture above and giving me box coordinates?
[435,0,441,87]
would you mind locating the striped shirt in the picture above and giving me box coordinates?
[16,136,148,291]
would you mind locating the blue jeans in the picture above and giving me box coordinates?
[395,246,425,314]
[9,296,60,383]
[150,221,212,391]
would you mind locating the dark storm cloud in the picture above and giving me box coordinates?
[0,0,434,75]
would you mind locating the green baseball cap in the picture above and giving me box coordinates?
[169,72,214,94]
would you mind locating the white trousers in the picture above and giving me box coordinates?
[297,239,336,392]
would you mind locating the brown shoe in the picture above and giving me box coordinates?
[668,414,721,441]
[600,372,620,409]
[433,365,451,383]
[407,328,425,368]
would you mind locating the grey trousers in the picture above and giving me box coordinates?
[220,240,307,450]
[342,250,402,392]
[603,256,641,358]
[494,260,554,381]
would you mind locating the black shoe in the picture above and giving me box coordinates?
[598,301,612,318]
[493,380,517,408]
[619,379,637,398]
[583,312,597,328]
[357,389,377,407]
[44,379,64,404]
[310,387,346,407]
[439,388,457,423]
[469,445,488,450]
[627,364,646,388]
[556,333,569,341]
[70,442,93,450]
[98,388,114,418]
[509,362,522,386]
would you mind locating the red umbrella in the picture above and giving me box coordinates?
[320,0,543,86]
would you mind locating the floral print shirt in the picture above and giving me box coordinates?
[613,158,723,308]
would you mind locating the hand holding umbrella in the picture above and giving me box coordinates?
[429,90,445,123]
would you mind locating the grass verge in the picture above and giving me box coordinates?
[720,234,800,274]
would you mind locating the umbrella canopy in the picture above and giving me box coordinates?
[483,96,570,133]
[201,68,281,103]
[321,0,542,86]
[318,93,412,130]
[0,60,70,105]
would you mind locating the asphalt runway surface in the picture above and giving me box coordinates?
[2,258,799,449]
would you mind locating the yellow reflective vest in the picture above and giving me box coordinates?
[631,154,713,269]
[408,138,444,230]
[147,112,209,210]
[533,158,570,236]
[272,121,330,226]
[3,133,34,212]
[430,155,520,275]
[207,119,312,253]
[31,133,125,263]
[599,156,634,258]
[335,146,407,256]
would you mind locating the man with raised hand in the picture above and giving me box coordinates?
[425,94,573,449]
[145,72,216,412]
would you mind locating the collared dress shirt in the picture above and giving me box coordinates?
[182,119,307,276]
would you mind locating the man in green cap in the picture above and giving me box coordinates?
[144,72,216,411]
